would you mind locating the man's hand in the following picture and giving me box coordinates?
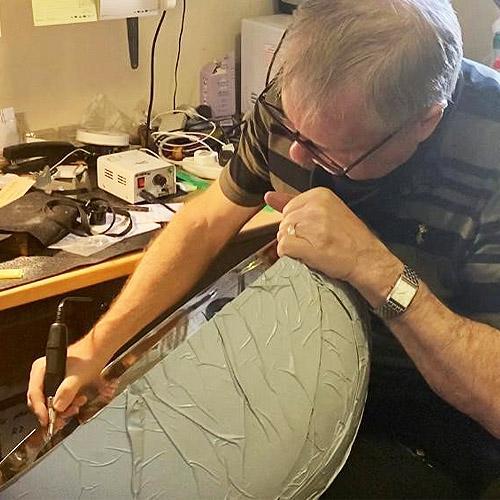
[265,188,402,306]
[27,338,107,427]
[266,189,500,438]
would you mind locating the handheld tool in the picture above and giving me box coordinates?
[44,297,92,439]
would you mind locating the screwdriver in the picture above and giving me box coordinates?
[43,297,92,439]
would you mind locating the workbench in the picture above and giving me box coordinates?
[0,208,281,311]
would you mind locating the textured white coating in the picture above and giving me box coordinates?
[3,257,369,499]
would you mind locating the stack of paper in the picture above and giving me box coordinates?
[31,0,98,27]
[31,0,164,27]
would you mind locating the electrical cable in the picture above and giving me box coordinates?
[139,148,163,159]
[222,120,243,136]
[172,0,187,109]
[151,108,222,158]
[48,148,92,175]
[153,135,215,164]
[152,130,224,149]
[146,10,168,148]
[139,189,177,213]
[43,198,133,238]
[150,108,235,168]
[151,107,234,154]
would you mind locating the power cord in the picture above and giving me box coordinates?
[173,0,187,109]
[47,148,92,178]
[153,130,223,155]
[44,198,133,238]
[150,108,235,165]
[146,10,168,148]
[139,189,177,214]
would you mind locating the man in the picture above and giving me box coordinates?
[28,0,499,496]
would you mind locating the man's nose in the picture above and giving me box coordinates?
[289,141,314,168]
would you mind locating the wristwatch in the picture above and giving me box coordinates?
[373,265,419,320]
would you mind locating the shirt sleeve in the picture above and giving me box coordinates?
[219,97,274,207]
[455,188,500,329]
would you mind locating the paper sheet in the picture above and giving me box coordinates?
[48,203,182,256]
[31,0,98,27]
[0,175,35,208]
[48,211,160,256]
[131,203,183,224]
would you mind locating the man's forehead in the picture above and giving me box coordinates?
[281,84,380,150]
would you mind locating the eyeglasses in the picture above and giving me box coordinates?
[258,85,402,177]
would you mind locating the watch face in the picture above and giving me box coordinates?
[392,278,417,308]
[374,266,419,319]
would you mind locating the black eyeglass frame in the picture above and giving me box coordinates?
[258,85,403,177]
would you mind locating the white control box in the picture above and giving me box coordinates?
[97,150,176,204]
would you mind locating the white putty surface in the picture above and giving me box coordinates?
[3,257,370,499]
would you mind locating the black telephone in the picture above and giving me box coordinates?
[2,141,85,174]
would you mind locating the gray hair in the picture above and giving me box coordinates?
[278,0,463,131]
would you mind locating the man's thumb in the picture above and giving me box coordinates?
[53,377,80,412]
[265,191,295,213]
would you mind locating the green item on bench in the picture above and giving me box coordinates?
[176,170,209,190]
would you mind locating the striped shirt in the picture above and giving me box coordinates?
[221,59,500,332]
[221,58,500,471]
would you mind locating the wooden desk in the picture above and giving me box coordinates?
[0,209,281,311]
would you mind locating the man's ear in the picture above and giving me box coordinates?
[415,103,446,143]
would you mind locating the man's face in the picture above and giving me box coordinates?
[281,85,422,181]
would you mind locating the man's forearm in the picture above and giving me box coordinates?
[388,283,500,438]
[89,210,217,361]
[350,246,500,438]
[77,186,259,366]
